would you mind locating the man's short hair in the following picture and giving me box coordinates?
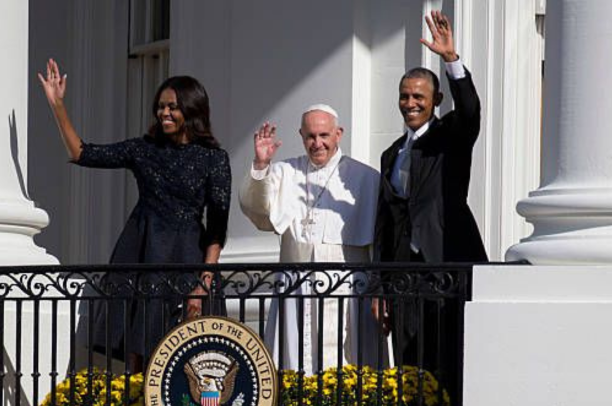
[399,68,440,95]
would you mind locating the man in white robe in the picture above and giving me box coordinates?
[239,104,384,374]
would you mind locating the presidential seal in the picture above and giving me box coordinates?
[145,316,277,406]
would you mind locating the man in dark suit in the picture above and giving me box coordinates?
[373,9,487,401]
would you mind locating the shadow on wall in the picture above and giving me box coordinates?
[9,110,30,201]
[174,1,461,246]
[177,1,419,240]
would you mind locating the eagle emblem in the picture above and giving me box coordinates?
[184,351,239,405]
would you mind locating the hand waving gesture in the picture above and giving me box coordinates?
[37,58,82,160]
[253,122,282,170]
[420,11,458,63]
[37,58,67,107]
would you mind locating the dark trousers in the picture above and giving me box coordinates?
[389,251,462,404]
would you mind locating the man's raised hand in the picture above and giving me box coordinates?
[253,122,282,170]
[420,10,458,63]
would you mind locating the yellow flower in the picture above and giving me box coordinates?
[45,363,448,406]
[282,364,449,406]
[42,369,145,406]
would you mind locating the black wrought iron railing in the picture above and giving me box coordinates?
[0,263,474,406]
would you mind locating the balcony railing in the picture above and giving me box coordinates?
[0,263,474,406]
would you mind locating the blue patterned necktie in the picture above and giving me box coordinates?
[397,135,415,197]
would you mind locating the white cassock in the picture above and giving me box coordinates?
[239,149,385,374]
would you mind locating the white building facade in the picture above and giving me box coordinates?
[23,0,545,264]
[3,0,612,404]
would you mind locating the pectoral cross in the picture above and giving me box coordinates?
[301,218,315,226]
[301,217,315,238]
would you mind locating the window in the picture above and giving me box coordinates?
[128,0,170,134]
[125,0,170,208]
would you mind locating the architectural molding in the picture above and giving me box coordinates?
[350,0,372,164]
[508,187,612,264]
[64,0,130,263]
[66,0,97,263]
[0,0,57,265]
[498,0,543,255]
[0,200,56,265]
[455,0,543,260]
[422,0,443,73]
[507,0,612,264]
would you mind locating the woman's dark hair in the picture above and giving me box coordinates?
[149,76,220,148]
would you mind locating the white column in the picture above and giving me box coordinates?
[456,0,544,260]
[506,0,612,265]
[0,0,57,265]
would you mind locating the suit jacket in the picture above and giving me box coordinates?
[374,69,487,263]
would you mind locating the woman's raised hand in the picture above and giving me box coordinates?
[253,122,282,170]
[37,58,67,107]
[36,58,82,161]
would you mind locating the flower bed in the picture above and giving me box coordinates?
[282,365,449,406]
[42,365,448,406]
[41,369,143,406]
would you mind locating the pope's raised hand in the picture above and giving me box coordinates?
[37,58,67,107]
[420,10,458,63]
[253,122,282,170]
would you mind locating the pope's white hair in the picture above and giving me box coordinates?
[302,103,340,126]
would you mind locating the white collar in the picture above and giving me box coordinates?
[404,117,435,147]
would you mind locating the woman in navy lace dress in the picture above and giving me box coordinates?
[38,59,230,370]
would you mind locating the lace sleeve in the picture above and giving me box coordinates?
[204,148,232,247]
[74,138,140,169]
